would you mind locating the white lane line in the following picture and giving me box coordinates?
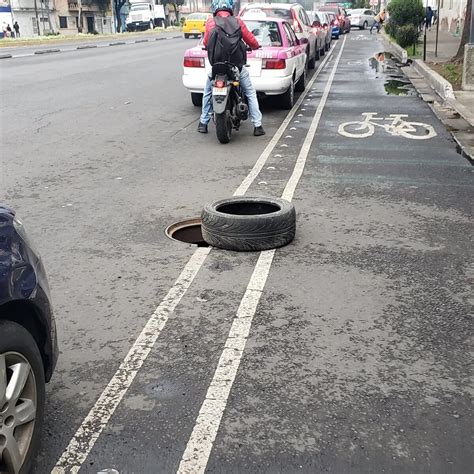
[233,48,334,197]
[51,34,335,474]
[177,35,348,474]
[51,247,211,473]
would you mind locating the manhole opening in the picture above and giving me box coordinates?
[166,218,209,247]
[216,202,280,216]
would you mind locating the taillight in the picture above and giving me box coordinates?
[262,59,286,70]
[215,79,225,88]
[337,15,343,21]
[183,57,204,68]
[334,19,339,25]
[324,25,328,30]
[312,27,319,34]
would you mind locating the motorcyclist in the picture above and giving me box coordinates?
[197,0,266,137]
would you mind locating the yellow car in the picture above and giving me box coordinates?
[183,13,211,38]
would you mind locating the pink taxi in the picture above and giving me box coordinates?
[182,17,308,109]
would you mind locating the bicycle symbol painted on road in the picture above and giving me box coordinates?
[338,113,437,140]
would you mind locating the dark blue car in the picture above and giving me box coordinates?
[0,205,58,473]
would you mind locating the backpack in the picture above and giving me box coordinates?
[207,15,246,70]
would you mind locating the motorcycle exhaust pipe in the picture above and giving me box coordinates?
[237,103,248,120]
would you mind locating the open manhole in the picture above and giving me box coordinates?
[165,218,209,247]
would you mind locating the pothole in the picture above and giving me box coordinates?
[384,79,417,96]
[165,218,209,247]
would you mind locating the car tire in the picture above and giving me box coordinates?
[363,21,368,30]
[325,41,330,51]
[295,64,307,92]
[0,320,45,474]
[308,47,315,69]
[191,92,203,107]
[280,77,294,110]
[315,45,320,61]
[320,46,325,56]
[184,33,190,39]
[201,196,296,251]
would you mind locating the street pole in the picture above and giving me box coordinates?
[470,0,474,44]
[423,0,427,61]
[33,0,41,36]
[435,0,440,56]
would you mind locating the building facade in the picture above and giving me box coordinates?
[438,0,467,33]
[54,0,113,35]
[10,0,56,37]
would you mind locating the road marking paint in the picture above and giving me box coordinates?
[338,113,437,140]
[233,48,335,196]
[51,32,337,474]
[177,35,348,474]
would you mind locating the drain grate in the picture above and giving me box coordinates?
[165,218,209,247]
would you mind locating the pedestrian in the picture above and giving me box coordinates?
[370,9,385,34]
[425,6,433,30]
[13,21,20,38]
[1,22,7,38]
[6,24,12,38]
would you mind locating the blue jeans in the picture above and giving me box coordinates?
[370,20,380,33]
[199,66,263,127]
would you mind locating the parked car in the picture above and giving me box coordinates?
[310,11,332,52]
[239,3,321,68]
[306,11,328,57]
[183,12,211,38]
[324,11,340,39]
[348,8,375,30]
[0,205,58,474]
[183,17,307,109]
[319,3,351,37]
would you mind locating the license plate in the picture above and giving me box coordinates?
[136,22,140,25]
[191,29,200,33]
[213,87,227,96]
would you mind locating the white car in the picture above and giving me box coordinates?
[182,17,308,109]
[348,8,375,30]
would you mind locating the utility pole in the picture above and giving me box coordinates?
[33,0,41,35]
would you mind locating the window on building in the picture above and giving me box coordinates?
[32,17,38,34]
[59,16,68,28]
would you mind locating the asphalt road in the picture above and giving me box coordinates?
[1,31,472,474]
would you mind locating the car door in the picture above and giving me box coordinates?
[283,21,303,79]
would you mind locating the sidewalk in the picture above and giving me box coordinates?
[425,27,460,62]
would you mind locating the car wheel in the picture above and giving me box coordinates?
[320,45,325,56]
[191,92,203,107]
[315,45,320,61]
[325,40,330,51]
[308,47,315,69]
[184,33,190,39]
[0,320,45,474]
[201,196,296,251]
[280,77,294,110]
[295,64,307,92]
[363,21,368,30]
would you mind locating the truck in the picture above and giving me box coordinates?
[126,0,166,31]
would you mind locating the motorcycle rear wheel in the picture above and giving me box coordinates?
[215,110,232,144]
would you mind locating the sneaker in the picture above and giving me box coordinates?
[254,126,266,137]
[197,122,208,133]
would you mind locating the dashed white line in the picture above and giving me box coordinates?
[51,34,336,474]
[177,35,348,474]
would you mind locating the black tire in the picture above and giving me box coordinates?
[191,92,203,106]
[325,40,330,51]
[0,320,45,474]
[363,21,368,30]
[308,47,315,69]
[280,77,294,109]
[320,46,325,57]
[184,33,190,39]
[334,33,340,39]
[215,110,232,144]
[201,196,296,251]
[295,64,307,92]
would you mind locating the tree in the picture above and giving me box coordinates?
[452,0,472,63]
[113,0,128,32]
[353,0,369,8]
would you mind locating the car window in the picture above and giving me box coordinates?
[283,22,297,46]
[243,7,292,20]
[302,10,311,26]
[187,13,208,20]
[312,13,320,24]
[243,20,283,47]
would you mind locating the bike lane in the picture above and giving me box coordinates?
[203,32,473,472]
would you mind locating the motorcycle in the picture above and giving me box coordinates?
[211,61,249,144]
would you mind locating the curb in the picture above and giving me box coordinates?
[412,59,455,100]
[380,32,408,64]
[34,48,60,55]
[0,35,180,59]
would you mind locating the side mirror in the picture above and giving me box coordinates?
[312,20,321,28]
[295,38,300,45]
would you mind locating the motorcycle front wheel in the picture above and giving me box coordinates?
[215,110,232,144]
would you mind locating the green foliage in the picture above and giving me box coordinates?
[352,0,369,7]
[384,21,396,37]
[395,24,419,48]
[387,0,424,27]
